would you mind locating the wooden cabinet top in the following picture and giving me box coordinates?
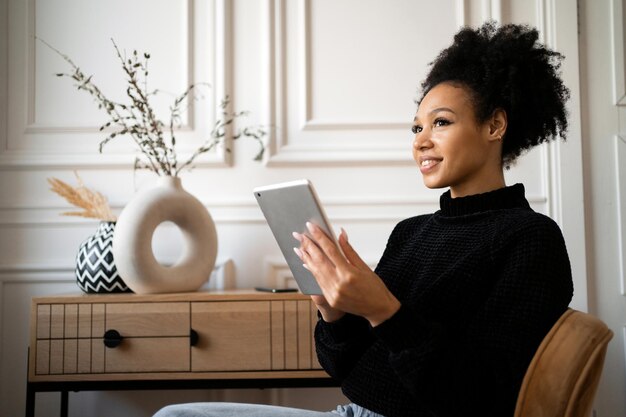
[31,289,311,304]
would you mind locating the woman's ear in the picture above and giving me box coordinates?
[488,108,508,142]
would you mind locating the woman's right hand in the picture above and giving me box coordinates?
[311,294,346,322]
[295,224,400,327]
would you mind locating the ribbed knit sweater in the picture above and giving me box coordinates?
[314,184,574,417]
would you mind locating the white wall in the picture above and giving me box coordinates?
[1,0,618,416]
[578,0,626,415]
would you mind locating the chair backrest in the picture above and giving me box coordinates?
[514,308,613,417]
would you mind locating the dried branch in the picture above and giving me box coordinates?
[37,37,267,176]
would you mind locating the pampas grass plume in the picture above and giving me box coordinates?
[47,172,116,222]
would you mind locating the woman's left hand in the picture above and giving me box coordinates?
[293,222,401,327]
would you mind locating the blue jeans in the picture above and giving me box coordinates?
[153,402,385,417]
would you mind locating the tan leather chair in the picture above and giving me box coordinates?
[514,309,613,417]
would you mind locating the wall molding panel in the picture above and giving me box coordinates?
[1,0,231,169]
[0,258,235,289]
[612,0,626,105]
[482,0,502,22]
[0,194,549,226]
[457,0,502,26]
[0,199,426,226]
[536,0,560,224]
[0,0,7,157]
[264,0,467,166]
[616,135,626,295]
[535,0,587,310]
[297,0,415,131]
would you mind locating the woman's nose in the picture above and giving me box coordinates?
[413,131,432,150]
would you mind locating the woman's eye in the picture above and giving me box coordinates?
[434,118,451,127]
[411,125,422,134]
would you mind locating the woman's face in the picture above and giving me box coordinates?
[412,82,504,198]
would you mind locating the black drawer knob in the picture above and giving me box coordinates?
[103,329,124,348]
[190,329,199,346]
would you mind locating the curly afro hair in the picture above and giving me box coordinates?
[419,21,570,166]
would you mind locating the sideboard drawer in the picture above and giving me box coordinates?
[32,301,192,376]
[105,337,190,373]
[105,302,189,337]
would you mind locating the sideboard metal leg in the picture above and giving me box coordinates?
[60,391,68,417]
[25,383,35,417]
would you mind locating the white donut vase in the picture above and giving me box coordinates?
[112,176,218,294]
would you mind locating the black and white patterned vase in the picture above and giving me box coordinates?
[75,221,132,293]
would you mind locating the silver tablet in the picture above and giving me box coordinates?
[254,179,337,295]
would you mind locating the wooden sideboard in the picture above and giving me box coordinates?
[27,290,336,417]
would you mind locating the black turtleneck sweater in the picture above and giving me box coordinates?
[314,184,573,417]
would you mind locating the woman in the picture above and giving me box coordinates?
[154,21,573,417]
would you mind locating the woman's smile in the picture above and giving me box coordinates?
[418,156,442,173]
